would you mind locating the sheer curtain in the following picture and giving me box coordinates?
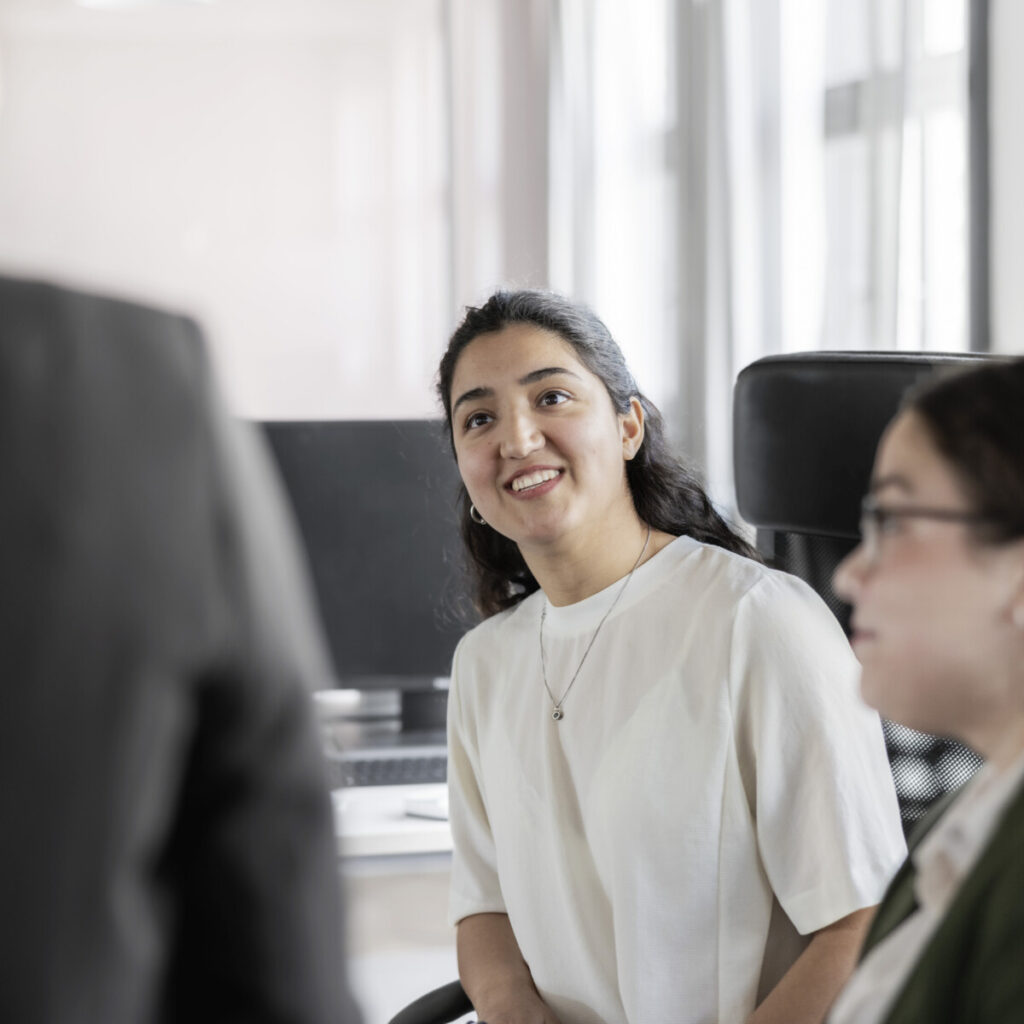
[687,0,834,505]
[824,0,970,355]
[446,0,684,481]
[548,0,678,416]
[445,0,971,504]
[670,0,969,504]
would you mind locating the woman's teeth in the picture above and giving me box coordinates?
[511,469,559,492]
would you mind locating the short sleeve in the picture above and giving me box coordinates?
[447,637,508,926]
[730,571,907,935]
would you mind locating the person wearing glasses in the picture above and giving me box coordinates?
[438,290,906,1024]
[828,357,1024,1024]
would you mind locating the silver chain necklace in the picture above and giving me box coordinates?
[539,525,652,722]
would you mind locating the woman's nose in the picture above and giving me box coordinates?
[832,543,868,604]
[498,410,543,460]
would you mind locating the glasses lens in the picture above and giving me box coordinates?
[859,499,878,559]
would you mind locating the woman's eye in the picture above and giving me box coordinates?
[464,411,493,431]
[539,390,569,407]
[877,511,905,536]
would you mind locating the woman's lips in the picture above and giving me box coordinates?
[849,627,877,649]
[505,467,563,498]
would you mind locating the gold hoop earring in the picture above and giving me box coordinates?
[470,504,487,526]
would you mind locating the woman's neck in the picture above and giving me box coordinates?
[522,517,672,607]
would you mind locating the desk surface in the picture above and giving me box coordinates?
[334,783,452,858]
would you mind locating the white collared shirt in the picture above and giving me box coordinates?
[828,748,1024,1024]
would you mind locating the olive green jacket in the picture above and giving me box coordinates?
[860,779,1024,1024]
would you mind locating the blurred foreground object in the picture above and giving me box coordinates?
[0,276,361,1024]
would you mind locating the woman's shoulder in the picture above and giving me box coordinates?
[669,536,821,607]
[659,540,848,663]
[455,589,543,656]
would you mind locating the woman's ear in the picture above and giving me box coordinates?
[620,397,645,461]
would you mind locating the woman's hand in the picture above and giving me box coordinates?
[457,914,563,1024]
[473,994,563,1023]
[471,979,563,1024]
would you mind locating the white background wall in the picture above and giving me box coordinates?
[0,0,451,419]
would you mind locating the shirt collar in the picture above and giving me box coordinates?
[912,748,1024,913]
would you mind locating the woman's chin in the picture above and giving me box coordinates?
[501,513,578,551]
[856,666,896,719]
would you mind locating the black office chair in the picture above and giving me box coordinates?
[733,350,990,834]
[388,350,992,1024]
[387,982,473,1024]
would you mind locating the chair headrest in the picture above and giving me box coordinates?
[733,352,993,539]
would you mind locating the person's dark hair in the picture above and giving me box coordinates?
[437,289,758,617]
[904,356,1024,546]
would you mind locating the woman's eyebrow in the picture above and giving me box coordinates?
[452,386,492,416]
[869,474,914,495]
[452,367,582,416]
[518,366,581,386]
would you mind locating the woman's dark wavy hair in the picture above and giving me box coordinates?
[437,289,758,617]
[904,356,1024,546]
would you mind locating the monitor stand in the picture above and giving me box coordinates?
[313,683,449,733]
[400,688,449,731]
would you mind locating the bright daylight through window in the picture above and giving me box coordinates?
[823,0,970,352]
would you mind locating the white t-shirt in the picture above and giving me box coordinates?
[447,536,906,1024]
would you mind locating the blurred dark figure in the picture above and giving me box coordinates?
[0,276,361,1024]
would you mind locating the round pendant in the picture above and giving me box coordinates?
[552,707,564,721]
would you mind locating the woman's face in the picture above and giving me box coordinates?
[448,323,643,557]
[833,410,1024,754]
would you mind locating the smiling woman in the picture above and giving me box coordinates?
[434,290,907,1024]
[437,290,757,617]
[448,323,651,600]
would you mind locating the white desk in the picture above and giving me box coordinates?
[337,785,462,1022]
[333,783,452,859]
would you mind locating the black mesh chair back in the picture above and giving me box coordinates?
[733,351,991,835]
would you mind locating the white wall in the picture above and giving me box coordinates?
[990,0,1024,355]
[0,0,451,418]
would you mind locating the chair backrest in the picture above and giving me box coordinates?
[733,351,992,835]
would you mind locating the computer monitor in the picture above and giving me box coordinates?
[259,419,476,731]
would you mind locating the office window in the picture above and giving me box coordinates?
[550,0,678,414]
[823,0,969,352]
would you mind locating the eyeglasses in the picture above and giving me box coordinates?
[858,494,996,562]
